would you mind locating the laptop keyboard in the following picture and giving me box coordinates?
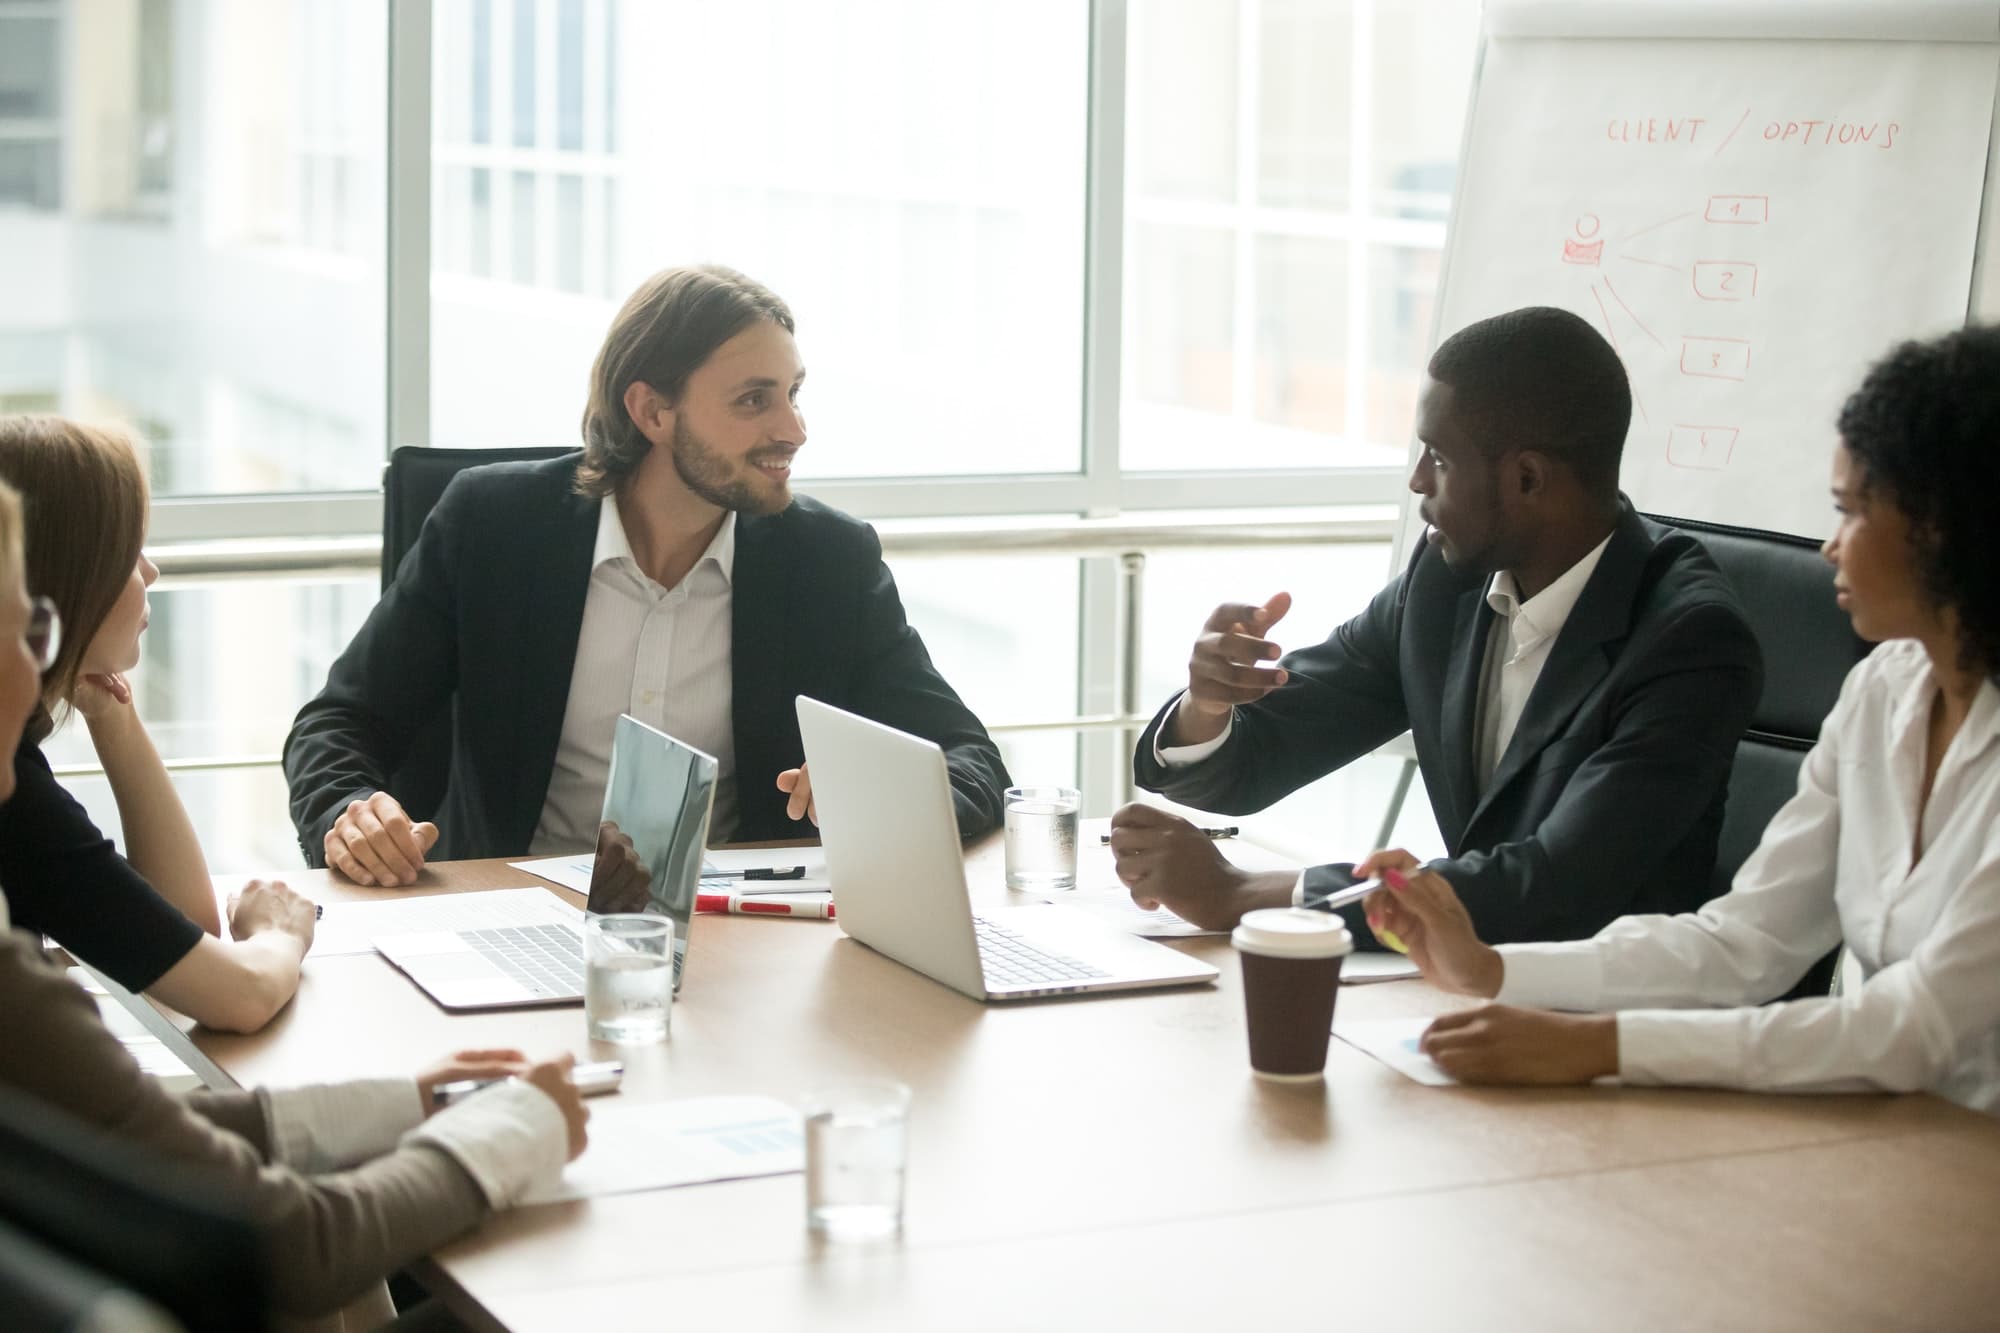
[973,917,1110,989]
[463,924,588,999]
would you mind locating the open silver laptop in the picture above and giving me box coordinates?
[372,716,718,1011]
[796,697,1217,1001]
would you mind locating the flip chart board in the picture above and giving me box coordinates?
[1413,0,2000,540]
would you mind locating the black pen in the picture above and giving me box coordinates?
[1101,825,1237,845]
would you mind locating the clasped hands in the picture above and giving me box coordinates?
[1107,811,1617,1086]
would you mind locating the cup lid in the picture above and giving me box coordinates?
[1232,907,1353,959]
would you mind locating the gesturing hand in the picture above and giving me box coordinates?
[1174,592,1293,745]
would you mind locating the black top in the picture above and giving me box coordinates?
[283,451,1011,863]
[1135,499,1764,948]
[0,739,205,991]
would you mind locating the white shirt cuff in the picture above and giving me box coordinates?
[404,1080,570,1210]
[1492,942,1607,1012]
[265,1079,427,1172]
[1153,694,1234,768]
[1290,872,1309,908]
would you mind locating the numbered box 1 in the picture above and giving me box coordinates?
[1680,336,1751,381]
[1692,261,1758,301]
[1666,425,1740,471]
[1704,195,1769,224]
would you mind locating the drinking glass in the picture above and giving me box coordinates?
[584,913,673,1044]
[1003,785,1081,890]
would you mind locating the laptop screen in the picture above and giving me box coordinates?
[586,715,718,989]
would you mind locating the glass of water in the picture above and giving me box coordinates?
[584,913,673,1045]
[1004,785,1081,891]
[803,1079,911,1242]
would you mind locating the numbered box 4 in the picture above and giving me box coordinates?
[1680,336,1751,381]
[1666,425,1739,471]
[1693,261,1758,301]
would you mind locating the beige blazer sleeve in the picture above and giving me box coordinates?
[0,931,488,1318]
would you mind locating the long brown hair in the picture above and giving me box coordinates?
[576,264,795,498]
[0,416,149,742]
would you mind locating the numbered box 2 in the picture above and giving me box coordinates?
[1692,262,1758,301]
[1680,336,1751,381]
[1704,195,1769,224]
[1666,425,1739,471]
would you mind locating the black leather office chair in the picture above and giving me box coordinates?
[378,445,574,824]
[1646,513,1872,997]
[0,1085,267,1331]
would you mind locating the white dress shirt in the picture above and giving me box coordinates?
[1153,537,1611,903]
[1496,638,2000,1116]
[530,501,738,854]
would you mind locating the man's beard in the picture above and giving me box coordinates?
[668,414,791,516]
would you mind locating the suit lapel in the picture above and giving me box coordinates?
[730,510,789,836]
[1466,502,1648,831]
[510,483,599,841]
[1436,586,1492,837]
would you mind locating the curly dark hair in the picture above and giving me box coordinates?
[1836,325,2000,681]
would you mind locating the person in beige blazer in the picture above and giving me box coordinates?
[0,474,591,1326]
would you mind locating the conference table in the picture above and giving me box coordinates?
[155,832,2000,1332]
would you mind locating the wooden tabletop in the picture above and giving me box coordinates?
[177,834,2000,1332]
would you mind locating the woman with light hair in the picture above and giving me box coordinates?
[0,467,588,1325]
[0,415,313,1031]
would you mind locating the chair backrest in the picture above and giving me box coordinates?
[378,445,573,822]
[1645,513,1871,996]
[0,1085,266,1332]
[0,1216,184,1333]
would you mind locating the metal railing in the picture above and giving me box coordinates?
[63,510,1401,813]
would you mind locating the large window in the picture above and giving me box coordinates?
[429,0,1089,481]
[0,0,387,497]
[13,0,1484,867]
[1121,0,1478,471]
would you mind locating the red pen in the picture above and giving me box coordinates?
[694,891,835,920]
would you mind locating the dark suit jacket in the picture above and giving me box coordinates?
[284,453,1010,863]
[1134,501,1762,946]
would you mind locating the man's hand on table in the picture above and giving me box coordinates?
[1106,803,1294,932]
[326,791,440,887]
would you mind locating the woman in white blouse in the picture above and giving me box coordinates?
[1360,327,2000,1115]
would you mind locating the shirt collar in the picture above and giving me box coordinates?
[1485,531,1615,654]
[594,498,737,588]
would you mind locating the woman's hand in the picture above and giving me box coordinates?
[1420,1005,1620,1086]
[73,671,134,723]
[1358,852,1505,999]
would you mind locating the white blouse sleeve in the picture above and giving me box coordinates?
[1617,841,2000,1095]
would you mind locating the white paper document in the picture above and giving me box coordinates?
[511,848,832,897]
[523,1095,805,1205]
[70,968,202,1092]
[510,854,596,895]
[1335,1017,1459,1087]
[311,887,574,957]
[1048,886,1225,938]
